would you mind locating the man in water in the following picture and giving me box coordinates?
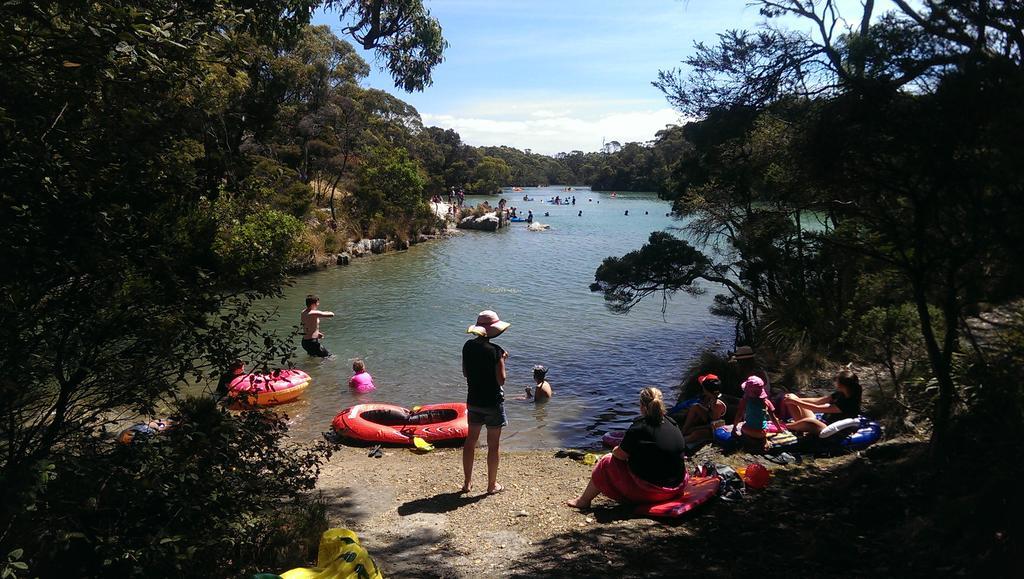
[300,294,334,357]
[526,210,533,223]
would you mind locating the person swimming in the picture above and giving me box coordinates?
[525,365,552,402]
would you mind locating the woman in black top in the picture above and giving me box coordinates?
[461,310,511,494]
[781,367,862,435]
[568,387,688,509]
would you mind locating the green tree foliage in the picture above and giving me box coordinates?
[28,398,331,578]
[0,0,447,574]
[469,156,512,194]
[328,0,448,92]
[349,144,430,237]
[592,0,1024,448]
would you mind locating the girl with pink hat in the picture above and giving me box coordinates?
[732,375,786,452]
[461,310,511,494]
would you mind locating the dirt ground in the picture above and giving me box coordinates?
[314,435,1002,578]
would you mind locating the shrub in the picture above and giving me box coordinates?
[17,397,331,578]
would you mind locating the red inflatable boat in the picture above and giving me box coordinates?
[331,403,468,445]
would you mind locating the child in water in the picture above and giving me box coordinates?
[524,365,552,402]
[733,375,785,451]
[348,359,376,393]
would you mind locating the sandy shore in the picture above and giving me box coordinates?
[313,441,902,578]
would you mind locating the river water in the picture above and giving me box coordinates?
[264,187,730,449]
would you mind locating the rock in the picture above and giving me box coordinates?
[337,253,350,266]
[527,222,550,231]
[516,510,529,517]
[457,212,501,232]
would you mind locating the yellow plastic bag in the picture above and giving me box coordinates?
[280,528,383,579]
[412,436,435,452]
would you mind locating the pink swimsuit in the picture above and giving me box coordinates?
[348,371,376,393]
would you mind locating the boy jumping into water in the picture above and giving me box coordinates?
[300,294,334,357]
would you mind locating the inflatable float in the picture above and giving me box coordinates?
[227,369,310,406]
[634,475,720,519]
[272,528,382,579]
[117,418,174,445]
[817,416,883,451]
[509,217,526,222]
[332,403,468,445]
[713,416,882,452]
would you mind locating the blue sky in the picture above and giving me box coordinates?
[312,0,885,155]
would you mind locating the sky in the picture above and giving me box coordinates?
[311,0,883,155]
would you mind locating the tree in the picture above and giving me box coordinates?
[0,0,448,572]
[350,144,427,232]
[469,156,512,194]
[327,0,448,91]
[595,0,1024,449]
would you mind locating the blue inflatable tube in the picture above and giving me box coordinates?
[667,397,700,415]
[829,417,883,450]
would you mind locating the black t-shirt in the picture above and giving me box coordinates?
[827,390,860,424]
[619,415,686,487]
[462,338,504,407]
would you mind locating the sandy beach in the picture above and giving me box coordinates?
[313,441,914,578]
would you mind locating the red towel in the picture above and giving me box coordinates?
[590,454,688,504]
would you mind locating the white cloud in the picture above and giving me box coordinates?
[421,107,681,154]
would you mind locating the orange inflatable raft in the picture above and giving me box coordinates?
[331,403,468,445]
[227,369,310,406]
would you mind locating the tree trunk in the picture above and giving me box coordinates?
[911,277,957,456]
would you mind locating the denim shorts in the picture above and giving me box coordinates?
[468,404,508,428]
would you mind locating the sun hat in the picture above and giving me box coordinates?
[466,310,511,338]
[732,345,755,360]
[742,375,767,399]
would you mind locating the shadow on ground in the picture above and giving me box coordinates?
[508,439,1015,578]
[397,491,487,516]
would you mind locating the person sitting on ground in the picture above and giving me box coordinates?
[567,387,687,509]
[730,345,772,398]
[733,376,786,452]
[781,366,862,435]
[524,365,552,402]
[348,358,376,393]
[679,373,727,449]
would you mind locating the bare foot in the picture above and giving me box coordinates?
[486,483,504,495]
[566,498,590,509]
[460,484,472,493]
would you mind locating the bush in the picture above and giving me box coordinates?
[15,397,331,578]
[215,208,304,282]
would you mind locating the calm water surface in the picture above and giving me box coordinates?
[263,187,730,449]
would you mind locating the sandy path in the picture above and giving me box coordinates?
[316,446,659,577]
